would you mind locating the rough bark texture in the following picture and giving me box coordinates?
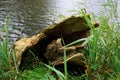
[13,14,99,73]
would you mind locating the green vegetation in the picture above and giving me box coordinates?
[0,0,120,80]
[0,17,18,79]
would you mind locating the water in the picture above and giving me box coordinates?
[0,0,119,41]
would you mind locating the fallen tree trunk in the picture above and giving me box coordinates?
[13,14,99,74]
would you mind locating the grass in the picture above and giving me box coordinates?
[0,17,18,79]
[18,65,57,80]
[0,0,120,80]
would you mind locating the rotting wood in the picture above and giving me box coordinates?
[13,14,99,73]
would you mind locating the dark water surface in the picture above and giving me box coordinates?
[0,0,119,41]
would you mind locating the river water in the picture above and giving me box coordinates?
[0,0,119,41]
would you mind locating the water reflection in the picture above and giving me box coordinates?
[0,0,119,41]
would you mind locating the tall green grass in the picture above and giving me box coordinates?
[0,17,18,80]
[80,0,120,79]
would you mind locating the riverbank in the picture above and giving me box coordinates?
[0,0,120,80]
